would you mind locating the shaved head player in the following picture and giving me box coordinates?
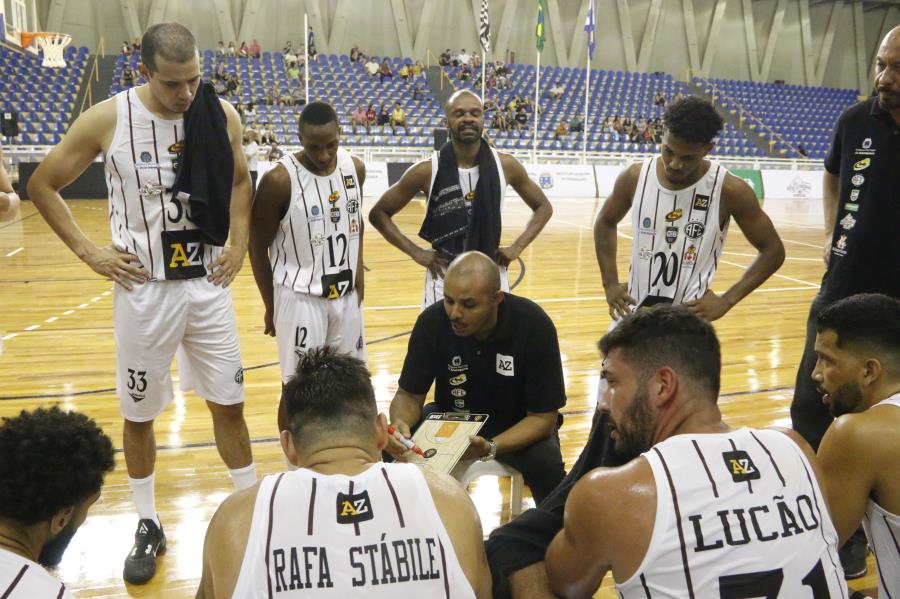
[27,22,256,585]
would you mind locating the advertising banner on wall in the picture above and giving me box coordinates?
[511,164,596,198]
[761,169,823,200]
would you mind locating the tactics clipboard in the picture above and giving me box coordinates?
[407,412,488,474]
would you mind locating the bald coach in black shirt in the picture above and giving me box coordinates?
[386,251,566,504]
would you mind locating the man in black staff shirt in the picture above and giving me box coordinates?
[791,24,900,578]
[386,251,566,505]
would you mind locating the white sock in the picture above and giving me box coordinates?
[128,474,159,526]
[229,463,258,490]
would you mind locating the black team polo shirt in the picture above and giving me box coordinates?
[823,97,900,302]
[398,293,567,439]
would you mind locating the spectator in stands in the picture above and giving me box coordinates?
[214,77,228,96]
[267,142,284,161]
[260,124,276,145]
[440,49,452,66]
[216,40,226,57]
[226,41,237,57]
[377,104,390,132]
[497,72,510,90]
[266,84,280,105]
[283,40,293,55]
[351,105,370,134]
[290,86,306,108]
[569,115,583,133]
[238,41,248,57]
[391,102,409,135]
[514,107,529,132]
[279,87,294,107]
[460,66,472,82]
[484,97,497,112]
[412,82,425,101]
[350,44,360,62]
[413,60,424,78]
[307,26,317,59]
[366,103,377,130]
[673,90,685,103]
[457,48,472,66]
[122,41,131,56]
[120,64,136,88]
[548,82,564,100]
[243,129,260,194]
[214,60,227,81]
[131,37,141,52]
[471,53,481,69]
[365,57,379,76]
[283,43,298,68]
[643,122,657,143]
[225,74,240,97]
[248,39,261,58]
[612,115,622,134]
[554,121,568,141]
[379,58,393,83]
[399,62,410,82]
[654,91,667,106]
[286,62,302,82]
[797,143,809,157]
[244,101,257,124]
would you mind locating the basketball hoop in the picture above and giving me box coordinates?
[21,32,72,68]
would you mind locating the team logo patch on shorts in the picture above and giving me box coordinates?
[336,490,374,524]
[234,367,244,384]
[722,450,760,483]
[343,175,356,189]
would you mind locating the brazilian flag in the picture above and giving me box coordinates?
[536,0,547,52]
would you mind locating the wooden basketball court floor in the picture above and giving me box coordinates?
[0,193,878,597]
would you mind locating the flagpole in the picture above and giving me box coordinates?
[582,50,589,165]
[533,51,540,166]
[481,49,486,102]
[304,13,309,104]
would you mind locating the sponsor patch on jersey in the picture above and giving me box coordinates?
[311,205,321,215]
[454,398,467,409]
[496,353,514,376]
[683,245,697,266]
[330,205,341,223]
[311,233,326,247]
[346,199,359,214]
[336,490,374,524]
[853,158,870,171]
[638,247,652,261]
[322,269,353,299]
[140,151,153,162]
[849,189,860,202]
[722,450,760,483]
[328,190,341,204]
[343,175,356,189]
[167,141,183,155]
[642,217,653,230]
[665,226,678,244]
[684,221,705,239]
[833,234,848,256]
[692,194,710,211]
[449,356,468,373]
[234,367,244,384]
[851,174,864,187]
[844,203,859,213]
[450,374,467,386]
[451,388,466,398]
[665,208,683,222]
[465,191,476,202]
[350,218,359,235]
[840,213,856,230]
[161,229,207,280]
[138,182,165,200]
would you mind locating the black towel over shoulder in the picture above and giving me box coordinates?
[418,140,502,258]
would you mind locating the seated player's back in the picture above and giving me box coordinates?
[621,428,846,598]
[231,461,477,598]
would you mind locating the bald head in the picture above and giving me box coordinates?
[876,25,900,113]
[444,89,483,115]
[881,25,900,49]
[446,251,501,294]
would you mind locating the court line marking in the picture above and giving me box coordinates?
[4,247,23,257]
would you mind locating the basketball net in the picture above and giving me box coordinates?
[22,32,72,68]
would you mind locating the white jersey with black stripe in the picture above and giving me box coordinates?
[105,89,223,281]
[628,157,728,306]
[231,462,475,598]
[269,149,362,299]
[0,547,75,598]
[617,429,847,599]
[862,394,900,598]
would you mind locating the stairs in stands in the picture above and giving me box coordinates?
[686,79,776,158]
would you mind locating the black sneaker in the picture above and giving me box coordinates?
[839,534,869,579]
[123,518,166,584]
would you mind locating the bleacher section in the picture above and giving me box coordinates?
[695,77,858,159]
[1,44,88,145]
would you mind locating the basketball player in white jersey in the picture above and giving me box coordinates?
[369,90,552,308]
[546,306,847,598]
[249,101,366,433]
[26,23,256,585]
[197,348,492,598]
[815,294,900,597]
[595,96,784,321]
[0,140,20,222]
[0,407,114,598]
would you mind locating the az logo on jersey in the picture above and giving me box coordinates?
[722,450,761,483]
[665,208,683,222]
[328,191,341,204]
[336,490,374,524]
[693,194,710,211]
[343,175,356,189]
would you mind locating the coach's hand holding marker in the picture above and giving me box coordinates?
[85,244,148,291]
[386,421,416,459]
[387,425,425,457]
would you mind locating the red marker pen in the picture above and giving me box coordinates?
[387,425,425,456]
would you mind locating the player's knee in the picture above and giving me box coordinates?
[207,400,245,422]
